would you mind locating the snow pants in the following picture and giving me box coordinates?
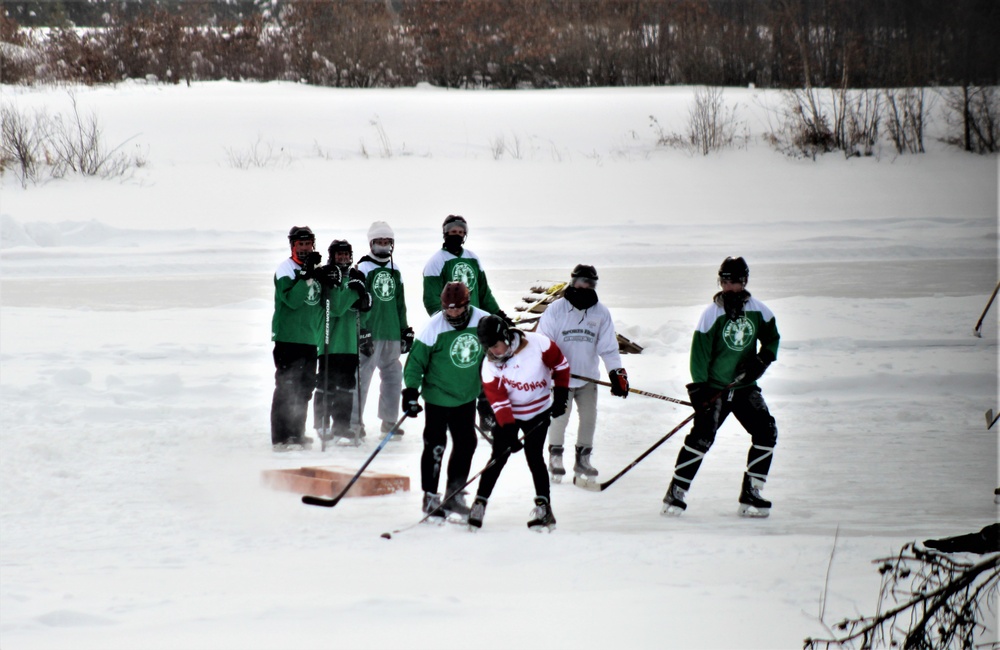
[476,410,551,501]
[351,339,402,431]
[420,400,478,494]
[270,342,317,445]
[671,385,777,490]
[547,382,598,448]
[314,353,359,435]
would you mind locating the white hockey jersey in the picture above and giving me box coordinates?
[481,332,570,426]
[537,297,622,389]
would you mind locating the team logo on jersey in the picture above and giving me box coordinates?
[305,280,322,306]
[722,316,755,352]
[450,332,483,368]
[449,262,477,290]
[371,269,396,302]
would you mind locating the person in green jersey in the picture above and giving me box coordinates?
[270,226,340,451]
[402,282,490,523]
[351,221,413,439]
[421,215,503,317]
[662,256,780,518]
[314,239,372,444]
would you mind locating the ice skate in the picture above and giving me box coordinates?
[548,445,566,483]
[442,484,471,523]
[467,496,487,532]
[573,445,598,486]
[334,426,363,447]
[422,492,446,525]
[660,481,688,517]
[527,496,556,532]
[737,474,771,518]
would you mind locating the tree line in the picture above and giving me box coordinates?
[2,0,998,89]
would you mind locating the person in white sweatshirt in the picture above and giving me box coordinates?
[537,264,628,482]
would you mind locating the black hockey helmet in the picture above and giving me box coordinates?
[328,239,353,268]
[477,314,513,348]
[442,214,469,236]
[571,263,599,284]
[718,256,749,284]
[288,225,315,243]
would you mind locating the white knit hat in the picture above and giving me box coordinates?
[367,221,395,242]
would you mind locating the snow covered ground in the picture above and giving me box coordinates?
[1,82,997,649]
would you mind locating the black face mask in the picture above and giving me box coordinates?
[443,234,464,255]
[716,289,750,321]
[565,286,598,310]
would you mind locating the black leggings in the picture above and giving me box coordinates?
[476,410,551,501]
[420,400,478,494]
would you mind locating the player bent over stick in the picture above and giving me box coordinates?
[469,315,571,532]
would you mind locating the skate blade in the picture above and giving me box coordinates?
[528,524,556,533]
[660,504,685,517]
[571,475,601,491]
[551,473,564,484]
[422,515,446,526]
[737,504,770,518]
[445,512,469,525]
[334,438,363,447]
[467,524,481,533]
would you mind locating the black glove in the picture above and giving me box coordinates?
[359,329,374,357]
[736,349,775,383]
[400,327,414,354]
[499,423,522,454]
[550,385,569,419]
[315,264,341,288]
[353,290,373,313]
[348,275,367,296]
[608,368,629,398]
[477,396,497,432]
[401,387,422,417]
[303,251,321,270]
[686,382,716,412]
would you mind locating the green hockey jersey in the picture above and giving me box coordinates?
[271,257,324,346]
[357,255,409,341]
[421,248,501,316]
[403,307,490,406]
[690,294,780,390]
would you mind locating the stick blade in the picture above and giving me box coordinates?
[572,475,603,492]
[988,409,997,429]
[302,495,339,508]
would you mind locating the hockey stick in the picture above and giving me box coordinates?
[319,288,332,451]
[301,412,410,508]
[987,408,999,430]
[573,376,744,493]
[380,418,548,539]
[973,280,1000,337]
[570,374,691,407]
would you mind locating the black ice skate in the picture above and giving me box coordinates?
[548,445,566,483]
[573,445,598,484]
[422,492,446,525]
[660,481,688,517]
[737,474,771,518]
[442,484,471,523]
[467,496,488,532]
[527,496,556,532]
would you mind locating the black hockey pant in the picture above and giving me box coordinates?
[420,400,478,494]
[270,342,317,445]
[475,410,551,501]
[671,385,777,490]
[314,353,359,434]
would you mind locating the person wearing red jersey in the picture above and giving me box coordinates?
[468,315,570,532]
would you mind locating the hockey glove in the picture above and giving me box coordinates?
[608,368,629,398]
[303,251,322,271]
[401,387,422,417]
[477,396,497,432]
[400,327,415,354]
[736,349,775,383]
[359,329,374,357]
[550,386,570,419]
[686,382,716,413]
[315,264,342,288]
[499,423,522,454]
[347,275,367,296]
[353,290,373,313]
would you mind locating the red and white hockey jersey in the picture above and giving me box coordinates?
[481,331,570,427]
